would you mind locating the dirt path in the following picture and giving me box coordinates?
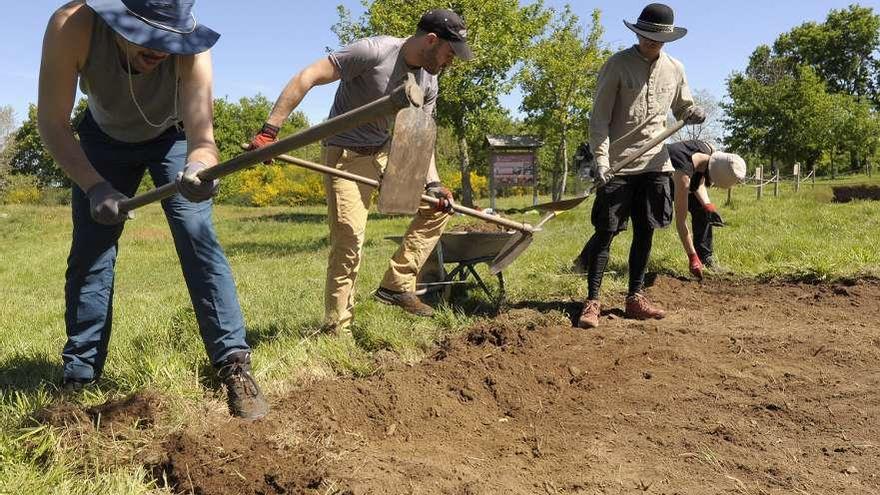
[151,277,879,494]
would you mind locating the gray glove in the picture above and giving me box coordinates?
[176,161,219,202]
[685,106,707,125]
[87,181,129,225]
[594,164,611,187]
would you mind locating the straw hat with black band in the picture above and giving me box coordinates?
[85,0,219,55]
[624,3,687,43]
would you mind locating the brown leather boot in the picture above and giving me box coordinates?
[625,292,666,320]
[374,287,435,317]
[217,351,269,420]
[577,299,601,329]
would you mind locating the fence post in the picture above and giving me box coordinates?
[756,166,763,200]
[726,187,732,206]
[794,163,801,193]
[773,170,779,197]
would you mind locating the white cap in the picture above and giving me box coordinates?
[708,152,747,189]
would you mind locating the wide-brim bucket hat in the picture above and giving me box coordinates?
[624,3,687,43]
[708,152,747,189]
[86,0,219,55]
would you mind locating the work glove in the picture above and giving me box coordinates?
[248,123,280,164]
[87,181,129,225]
[594,164,611,187]
[688,252,704,280]
[684,106,707,125]
[703,203,725,227]
[425,181,455,213]
[176,161,219,203]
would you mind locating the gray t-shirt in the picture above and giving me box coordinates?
[325,36,438,148]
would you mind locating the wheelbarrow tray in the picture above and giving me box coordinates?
[386,231,516,263]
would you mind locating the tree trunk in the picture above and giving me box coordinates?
[831,148,836,180]
[458,135,474,207]
[560,134,569,200]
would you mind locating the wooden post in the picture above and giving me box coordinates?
[794,163,801,193]
[812,166,816,188]
[773,170,779,197]
[489,153,497,211]
[756,166,763,200]
[726,187,732,206]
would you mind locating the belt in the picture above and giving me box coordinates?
[342,143,386,156]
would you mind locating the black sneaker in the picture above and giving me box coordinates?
[217,351,269,420]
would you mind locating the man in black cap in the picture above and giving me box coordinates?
[38,0,268,420]
[577,3,705,329]
[250,9,473,334]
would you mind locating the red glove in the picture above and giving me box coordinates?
[703,203,717,213]
[688,253,704,280]
[248,123,280,164]
[426,182,455,213]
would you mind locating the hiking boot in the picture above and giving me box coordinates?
[217,351,269,420]
[703,256,733,275]
[374,287,435,317]
[60,377,93,393]
[577,299,601,329]
[625,292,666,320]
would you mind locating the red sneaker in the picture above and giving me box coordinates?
[577,299,601,329]
[625,293,666,320]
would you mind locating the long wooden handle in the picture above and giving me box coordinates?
[118,76,422,212]
[261,149,538,235]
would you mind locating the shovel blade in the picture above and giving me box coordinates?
[490,232,533,275]
[378,106,437,215]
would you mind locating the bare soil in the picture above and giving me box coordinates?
[74,277,880,494]
[832,185,880,203]
[449,221,508,233]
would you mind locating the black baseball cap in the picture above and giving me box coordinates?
[417,9,474,61]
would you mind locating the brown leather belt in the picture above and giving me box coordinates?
[343,143,386,156]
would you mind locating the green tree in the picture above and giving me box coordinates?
[0,105,15,185]
[334,0,550,206]
[518,7,608,200]
[773,5,880,103]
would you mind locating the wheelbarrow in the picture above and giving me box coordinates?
[386,230,516,306]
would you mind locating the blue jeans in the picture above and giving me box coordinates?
[62,112,249,382]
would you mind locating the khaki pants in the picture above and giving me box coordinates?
[322,145,449,330]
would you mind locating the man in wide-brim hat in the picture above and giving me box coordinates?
[38,0,268,419]
[575,3,706,330]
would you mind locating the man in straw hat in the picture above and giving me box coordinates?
[667,140,746,279]
[38,0,268,419]
[249,9,473,335]
[577,3,706,329]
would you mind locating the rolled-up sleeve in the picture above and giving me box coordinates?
[589,59,619,169]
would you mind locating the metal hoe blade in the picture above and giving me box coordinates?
[377,106,437,215]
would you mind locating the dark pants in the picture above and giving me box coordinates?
[62,113,248,382]
[578,172,672,299]
[687,193,714,262]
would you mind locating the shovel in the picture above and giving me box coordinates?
[488,119,688,275]
[377,106,437,214]
[118,74,424,213]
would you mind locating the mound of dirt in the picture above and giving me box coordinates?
[449,221,508,233]
[832,185,880,203]
[37,390,163,432]
[152,277,880,494]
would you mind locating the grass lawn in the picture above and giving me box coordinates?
[1,175,879,493]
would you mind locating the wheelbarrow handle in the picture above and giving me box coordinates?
[118,75,423,213]
[248,148,538,235]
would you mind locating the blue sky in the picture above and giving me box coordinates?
[2,1,878,126]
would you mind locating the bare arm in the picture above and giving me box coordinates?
[693,181,711,206]
[673,172,697,256]
[265,57,341,128]
[37,2,101,191]
[178,50,218,167]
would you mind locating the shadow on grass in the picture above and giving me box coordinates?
[251,212,328,224]
[0,353,61,392]
[225,236,329,257]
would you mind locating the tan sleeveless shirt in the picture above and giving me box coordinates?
[78,16,180,143]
